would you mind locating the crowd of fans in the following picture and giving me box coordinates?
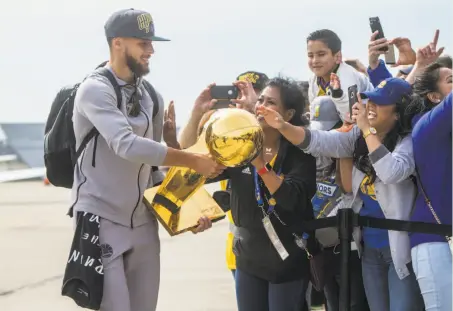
[167,27,452,311]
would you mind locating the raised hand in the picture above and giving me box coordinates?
[368,31,390,70]
[163,101,180,149]
[351,94,370,132]
[255,105,285,129]
[415,29,444,68]
[388,37,416,67]
[193,83,216,116]
[330,73,341,90]
[230,80,258,112]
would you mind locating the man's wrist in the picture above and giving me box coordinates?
[166,140,181,150]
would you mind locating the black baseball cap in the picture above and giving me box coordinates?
[105,8,170,42]
[236,71,269,91]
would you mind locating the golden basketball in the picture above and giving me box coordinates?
[145,107,264,236]
[204,108,264,167]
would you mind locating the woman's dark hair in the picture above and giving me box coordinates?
[266,76,309,127]
[353,93,416,184]
[298,81,310,110]
[408,55,452,115]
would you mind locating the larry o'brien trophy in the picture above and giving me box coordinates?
[144,108,264,236]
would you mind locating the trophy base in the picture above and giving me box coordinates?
[143,186,226,236]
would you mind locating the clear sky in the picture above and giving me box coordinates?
[1,0,452,129]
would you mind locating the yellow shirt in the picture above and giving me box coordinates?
[221,180,237,270]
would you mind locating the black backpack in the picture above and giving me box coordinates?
[44,62,159,189]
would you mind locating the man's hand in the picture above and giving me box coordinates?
[368,31,390,70]
[388,37,416,67]
[192,154,226,179]
[163,101,180,149]
[230,80,258,112]
[414,29,444,68]
[193,83,216,117]
[191,216,213,234]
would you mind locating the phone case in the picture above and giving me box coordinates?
[210,85,239,100]
[348,85,358,117]
[384,44,396,65]
[369,17,388,52]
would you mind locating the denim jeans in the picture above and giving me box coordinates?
[412,242,452,311]
[235,268,308,311]
[361,246,424,311]
[323,249,369,311]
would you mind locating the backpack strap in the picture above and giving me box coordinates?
[142,79,159,119]
[98,68,122,109]
[142,80,161,175]
[74,68,123,160]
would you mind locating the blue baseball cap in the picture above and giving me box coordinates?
[360,78,412,105]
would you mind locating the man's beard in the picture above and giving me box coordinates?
[125,52,150,78]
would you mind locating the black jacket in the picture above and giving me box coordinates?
[211,139,317,283]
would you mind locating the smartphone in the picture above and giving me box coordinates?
[384,44,396,65]
[210,85,239,100]
[348,85,358,118]
[369,16,388,52]
[212,100,232,109]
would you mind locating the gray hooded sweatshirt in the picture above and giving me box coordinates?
[71,65,167,228]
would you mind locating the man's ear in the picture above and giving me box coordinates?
[112,37,123,51]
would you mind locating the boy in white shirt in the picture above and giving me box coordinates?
[306,29,373,121]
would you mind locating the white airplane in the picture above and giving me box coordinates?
[0,151,46,183]
[0,167,46,183]
[0,154,17,162]
[0,123,47,184]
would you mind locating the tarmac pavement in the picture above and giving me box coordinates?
[0,181,237,311]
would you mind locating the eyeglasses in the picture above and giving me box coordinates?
[126,85,142,117]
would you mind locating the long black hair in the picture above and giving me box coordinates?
[265,76,310,127]
[407,55,452,115]
[353,93,417,184]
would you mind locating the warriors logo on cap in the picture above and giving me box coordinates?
[238,72,260,84]
[378,80,387,88]
[137,13,152,33]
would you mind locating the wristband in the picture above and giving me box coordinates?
[257,163,272,176]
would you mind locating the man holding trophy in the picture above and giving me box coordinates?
[64,8,225,311]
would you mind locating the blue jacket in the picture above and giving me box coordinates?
[367,60,392,87]
[410,92,452,248]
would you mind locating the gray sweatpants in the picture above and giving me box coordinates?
[99,217,161,311]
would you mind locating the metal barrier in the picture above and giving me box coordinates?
[293,209,452,311]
